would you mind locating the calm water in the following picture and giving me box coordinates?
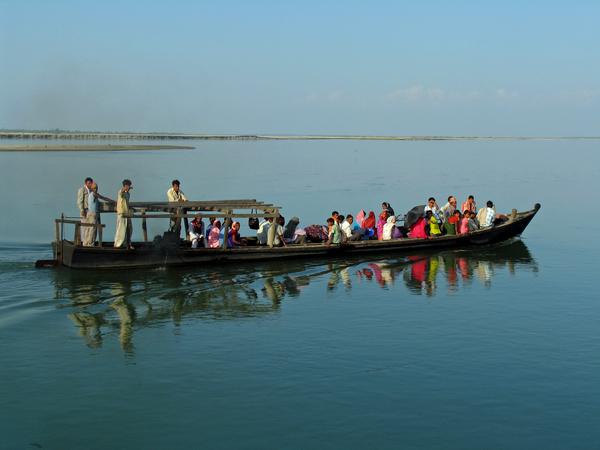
[1,139,599,449]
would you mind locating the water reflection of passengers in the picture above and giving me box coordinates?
[110,282,136,356]
[67,312,105,350]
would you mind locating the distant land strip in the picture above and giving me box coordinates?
[0,144,195,152]
[1,131,598,142]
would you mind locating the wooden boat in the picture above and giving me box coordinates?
[47,200,541,270]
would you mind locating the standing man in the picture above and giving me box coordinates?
[77,177,93,245]
[167,180,189,236]
[84,182,117,246]
[114,179,133,249]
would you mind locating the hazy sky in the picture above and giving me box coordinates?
[1,0,598,136]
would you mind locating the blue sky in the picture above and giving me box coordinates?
[1,0,598,136]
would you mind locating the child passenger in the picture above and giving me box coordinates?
[426,210,442,237]
[227,221,247,247]
[326,217,344,248]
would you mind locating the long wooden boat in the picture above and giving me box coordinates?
[47,200,541,270]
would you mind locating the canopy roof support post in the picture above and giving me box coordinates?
[74,223,81,246]
[141,208,148,242]
[221,210,232,249]
[126,219,132,249]
[54,219,60,244]
[175,208,183,236]
[267,209,279,248]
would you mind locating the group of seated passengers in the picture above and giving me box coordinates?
[412,195,504,239]
[188,197,503,248]
[189,215,310,249]
[187,216,238,248]
[324,202,401,246]
[256,216,307,246]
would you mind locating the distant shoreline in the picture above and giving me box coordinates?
[1,131,598,142]
[0,144,196,152]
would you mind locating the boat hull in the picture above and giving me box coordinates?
[53,205,540,270]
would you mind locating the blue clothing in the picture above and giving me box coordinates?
[227,230,241,247]
[88,191,98,213]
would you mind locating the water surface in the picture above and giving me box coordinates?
[1,139,598,449]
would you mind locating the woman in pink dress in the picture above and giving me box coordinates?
[207,220,221,248]
[355,211,366,228]
[377,211,388,240]
[458,214,470,235]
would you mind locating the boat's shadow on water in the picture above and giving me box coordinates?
[52,239,538,355]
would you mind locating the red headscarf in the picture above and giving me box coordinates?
[363,211,376,229]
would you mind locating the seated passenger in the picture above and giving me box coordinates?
[272,217,287,247]
[377,211,389,240]
[284,217,307,244]
[189,215,204,248]
[445,210,461,235]
[482,200,496,228]
[439,196,457,222]
[326,217,344,248]
[461,195,476,214]
[355,211,366,228]
[382,202,395,217]
[410,217,428,239]
[342,214,363,241]
[207,220,221,248]
[227,221,247,247]
[426,210,442,237]
[424,197,442,222]
[257,217,273,244]
[466,211,478,232]
[363,211,376,230]
[382,216,397,240]
[205,217,216,245]
[458,212,470,234]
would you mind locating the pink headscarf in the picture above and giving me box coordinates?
[355,211,365,228]
[208,220,221,248]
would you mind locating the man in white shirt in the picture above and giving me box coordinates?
[257,218,272,244]
[342,215,363,241]
[77,177,93,245]
[167,180,189,235]
[424,197,442,221]
[114,179,133,249]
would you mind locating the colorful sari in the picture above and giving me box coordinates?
[207,220,221,248]
[355,211,366,228]
[363,211,376,229]
[410,217,428,239]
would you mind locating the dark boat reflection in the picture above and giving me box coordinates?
[53,238,537,355]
